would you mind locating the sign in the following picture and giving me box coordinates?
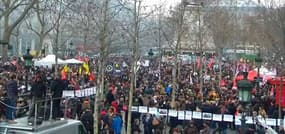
[246,116,253,124]
[168,110,178,117]
[149,107,158,114]
[106,65,113,72]
[192,111,202,119]
[223,114,233,122]
[212,114,222,121]
[138,106,148,113]
[266,118,276,126]
[158,109,168,116]
[178,111,185,120]
[131,106,138,112]
[202,113,212,120]
[62,90,74,97]
[185,111,192,120]
[62,87,97,97]
[235,115,242,125]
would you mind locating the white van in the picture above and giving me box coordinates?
[0,117,87,134]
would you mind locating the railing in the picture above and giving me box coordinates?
[0,95,74,128]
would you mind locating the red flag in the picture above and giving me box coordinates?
[268,78,285,107]
[89,73,96,81]
[208,58,215,69]
[196,57,201,70]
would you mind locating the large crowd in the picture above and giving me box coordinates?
[0,55,284,134]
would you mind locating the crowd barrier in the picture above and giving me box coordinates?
[131,106,284,127]
[62,88,283,127]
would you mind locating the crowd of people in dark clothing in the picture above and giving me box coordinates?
[0,55,284,134]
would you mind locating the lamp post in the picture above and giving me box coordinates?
[237,72,253,134]
[23,48,33,92]
[148,48,154,65]
[69,42,73,58]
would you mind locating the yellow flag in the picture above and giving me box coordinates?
[79,66,82,75]
[63,65,70,73]
[83,62,90,75]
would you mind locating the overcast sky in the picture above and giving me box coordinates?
[141,0,284,8]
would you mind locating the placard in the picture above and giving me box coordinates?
[178,111,185,120]
[277,119,284,126]
[131,106,138,112]
[192,111,202,119]
[75,90,82,97]
[138,106,148,113]
[212,114,222,121]
[223,114,233,122]
[246,116,253,124]
[158,109,168,116]
[62,87,97,98]
[168,110,178,117]
[266,118,276,126]
[202,113,212,120]
[86,88,90,96]
[185,111,192,120]
[235,115,241,125]
[62,90,74,97]
[149,107,158,114]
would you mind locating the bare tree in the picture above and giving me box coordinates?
[25,0,57,53]
[204,4,235,87]
[1,0,37,62]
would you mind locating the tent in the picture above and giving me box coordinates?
[64,58,83,64]
[254,66,277,77]
[232,68,277,89]
[34,54,66,67]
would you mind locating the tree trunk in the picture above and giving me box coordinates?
[2,11,11,62]
[94,55,105,134]
[2,29,12,62]
[127,0,140,133]
[94,0,109,133]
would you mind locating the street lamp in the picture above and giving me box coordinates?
[23,48,33,92]
[237,72,253,134]
[69,42,73,58]
[148,48,154,57]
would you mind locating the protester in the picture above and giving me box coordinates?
[112,113,123,134]
[6,74,18,123]
[80,108,94,134]
[51,74,65,119]
[29,74,46,122]
[0,54,282,134]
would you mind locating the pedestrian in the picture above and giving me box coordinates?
[112,113,123,134]
[51,74,65,119]
[132,118,141,134]
[6,74,18,123]
[29,74,46,123]
[143,113,153,134]
[80,108,94,134]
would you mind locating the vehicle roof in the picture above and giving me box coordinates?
[0,117,82,132]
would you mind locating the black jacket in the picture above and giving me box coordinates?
[51,78,65,97]
[80,110,94,131]
[31,80,46,98]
